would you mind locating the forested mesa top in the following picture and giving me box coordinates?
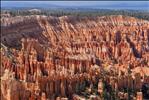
[1,9,149,20]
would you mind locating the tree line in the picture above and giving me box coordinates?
[1,9,149,20]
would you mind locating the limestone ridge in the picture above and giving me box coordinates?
[1,15,148,48]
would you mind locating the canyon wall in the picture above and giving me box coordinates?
[1,15,149,100]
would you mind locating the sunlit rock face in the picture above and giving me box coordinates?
[1,15,149,100]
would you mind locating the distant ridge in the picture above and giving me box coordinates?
[1,1,149,10]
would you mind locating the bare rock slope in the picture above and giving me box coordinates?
[1,15,149,100]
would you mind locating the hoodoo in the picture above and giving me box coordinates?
[1,15,149,100]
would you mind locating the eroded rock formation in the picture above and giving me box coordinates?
[1,15,149,100]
